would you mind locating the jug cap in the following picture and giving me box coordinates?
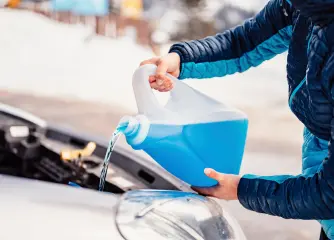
[119,115,150,146]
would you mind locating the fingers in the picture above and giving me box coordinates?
[140,58,160,66]
[164,80,173,90]
[150,82,165,91]
[156,59,169,79]
[191,168,223,197]
[204,168,224,182]
[140,57,174,92]
[150,80,173,92]
[148,75,156,83]
[149,74,173,92]
[191,170,240,201]
[191,186,217,197]
[155,59,173,89]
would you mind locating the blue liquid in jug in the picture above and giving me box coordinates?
[134,119,248,187]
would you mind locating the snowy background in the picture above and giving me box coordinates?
[0,8,290,114]
[0,4,321,240]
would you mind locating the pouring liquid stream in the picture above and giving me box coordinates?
[98,121,129,191]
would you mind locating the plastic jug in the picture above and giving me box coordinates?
[120,64,248,187]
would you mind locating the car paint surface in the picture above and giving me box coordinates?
[0,175,123,240]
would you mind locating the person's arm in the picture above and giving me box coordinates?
[169,0,293,80]
[238,23,334,220]
[289,0,334,25]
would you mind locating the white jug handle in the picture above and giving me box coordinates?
[132,64,189,116]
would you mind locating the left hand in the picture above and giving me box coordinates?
[192,168,241,201]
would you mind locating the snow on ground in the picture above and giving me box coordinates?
[0,8,289,117]
[0,9,153,113]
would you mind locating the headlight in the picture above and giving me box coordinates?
[116,190,246,240]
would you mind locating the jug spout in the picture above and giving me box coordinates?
[119,115,150,147]
[119,116,139,136]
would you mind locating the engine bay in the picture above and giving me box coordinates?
[0,107,181,193]
[0,104,247,240]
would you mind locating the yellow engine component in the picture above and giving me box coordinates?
[61,142,96,161]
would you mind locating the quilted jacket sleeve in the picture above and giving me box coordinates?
[237,23,334,220]
[290,0,334,25]
[169,0,293,80]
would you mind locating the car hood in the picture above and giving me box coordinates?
[0,175,122,240]
[0,175,246,240]
[117,190,246,240]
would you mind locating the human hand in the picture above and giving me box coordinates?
[192,168,241,201]
[139,52,181,92]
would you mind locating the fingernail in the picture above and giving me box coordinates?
[204,168,211,175]
[157,79,163,85]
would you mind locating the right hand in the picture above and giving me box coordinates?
[140,52,181,92]
[191,168,241,201]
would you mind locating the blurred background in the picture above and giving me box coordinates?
[0,0,320,239]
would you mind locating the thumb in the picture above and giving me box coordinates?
[204,168,224,182]
[156,60,168,79]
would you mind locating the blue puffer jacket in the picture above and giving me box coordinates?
[169,0,334,235]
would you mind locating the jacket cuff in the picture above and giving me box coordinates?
[237,175,253,211]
